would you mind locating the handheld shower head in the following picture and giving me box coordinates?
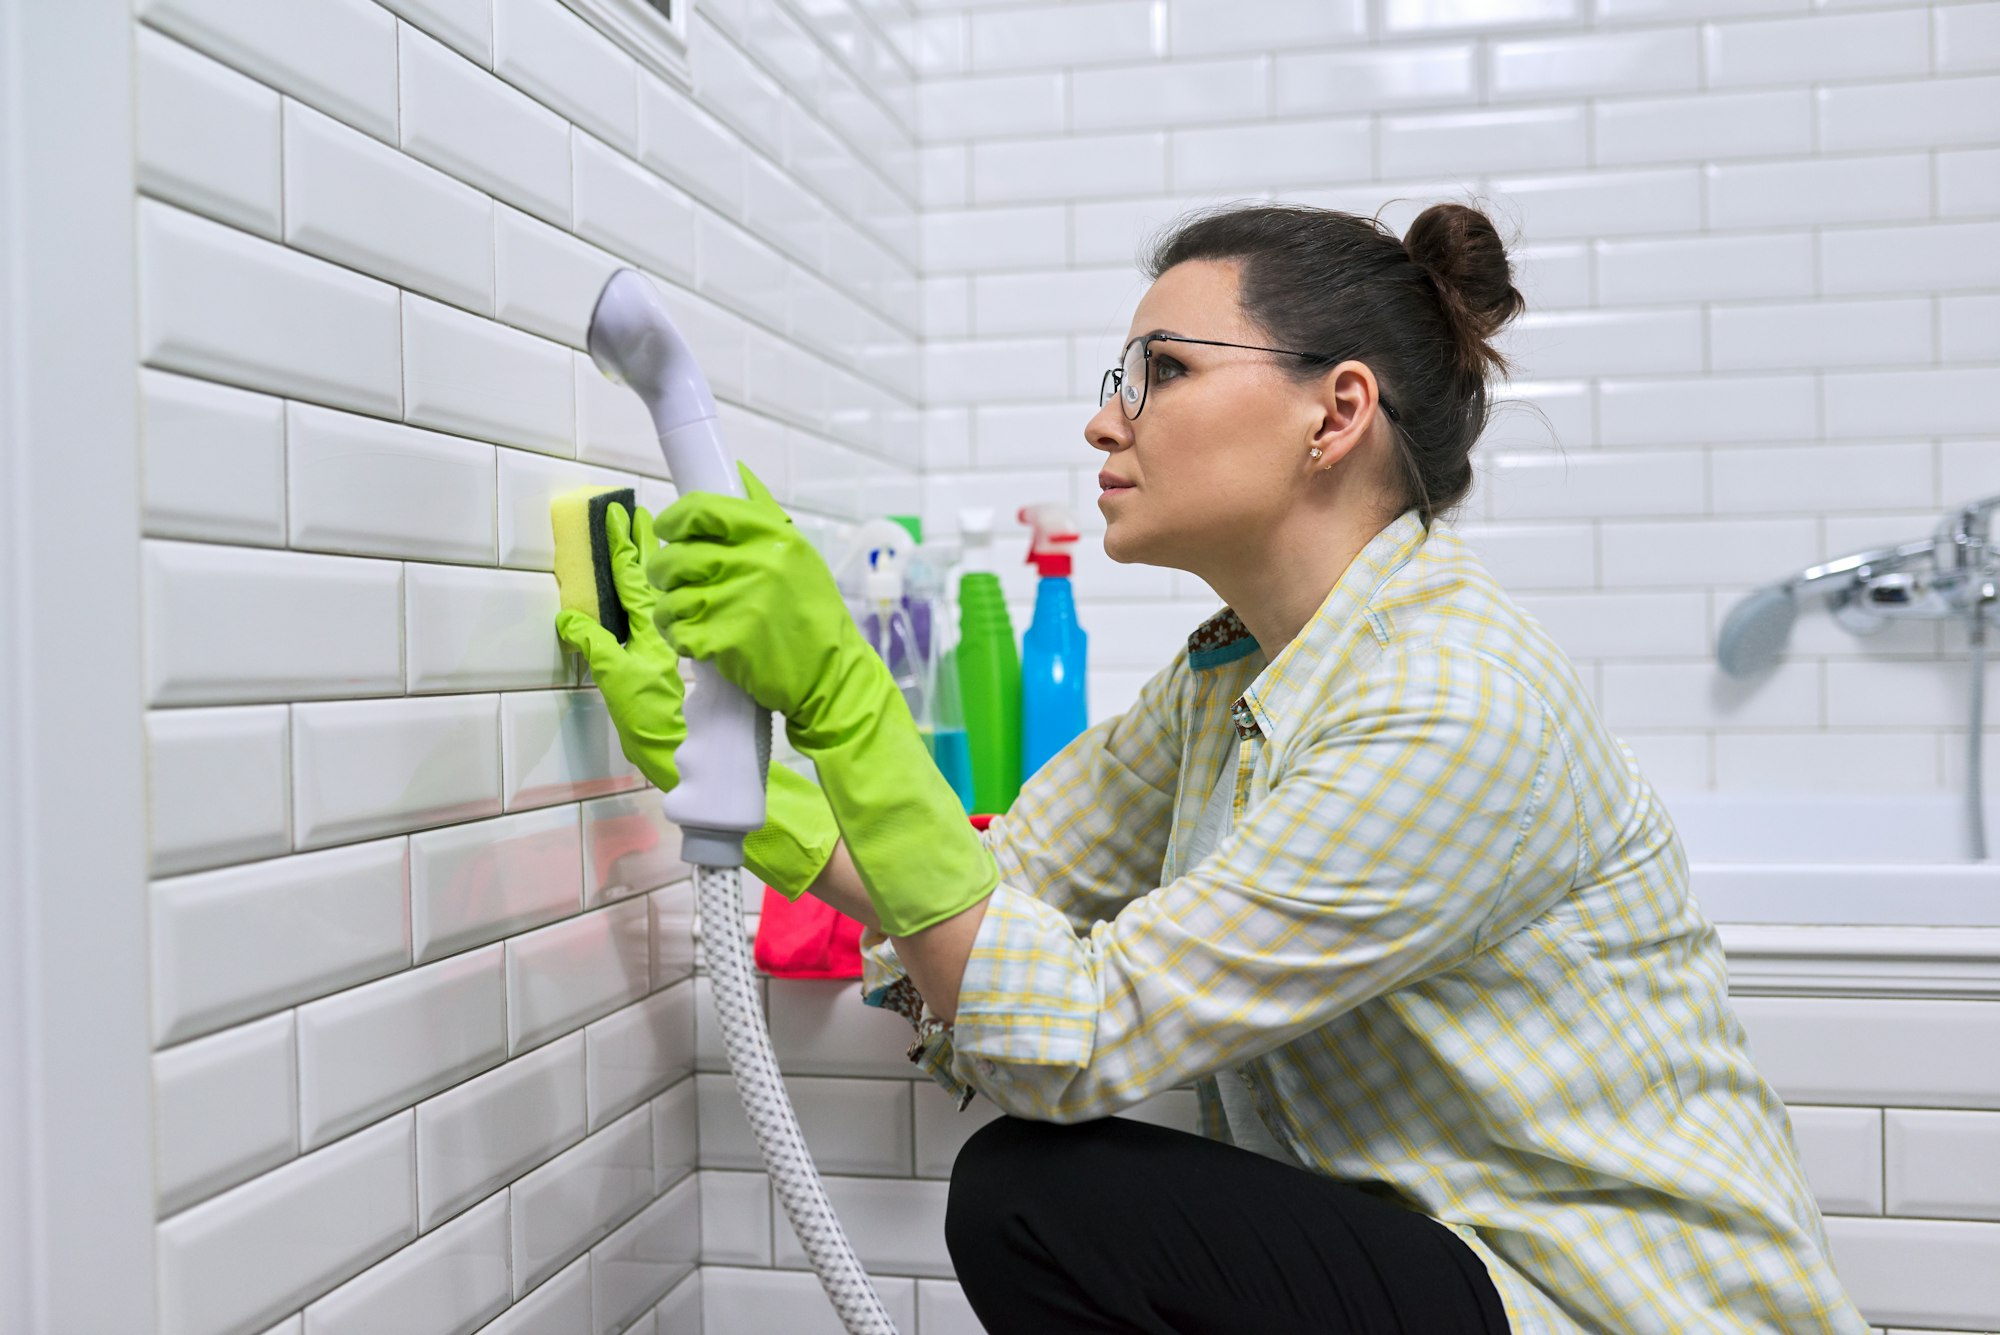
[586,269,738,497]
[1717,585,1797,678]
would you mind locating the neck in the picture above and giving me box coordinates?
[1202,497,1394,667]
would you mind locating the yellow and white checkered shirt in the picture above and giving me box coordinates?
[860,505,1865,1332]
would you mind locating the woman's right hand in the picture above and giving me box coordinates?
[555,501,686,793]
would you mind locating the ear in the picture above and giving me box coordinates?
[1307,361,1386,467]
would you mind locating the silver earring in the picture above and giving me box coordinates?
[1309,447,1322,460]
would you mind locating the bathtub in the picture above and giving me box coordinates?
[1662,793,2000,927]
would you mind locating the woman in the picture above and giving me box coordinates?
[562,201,1866,1333]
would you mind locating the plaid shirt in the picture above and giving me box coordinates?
[860,506,1864,1333]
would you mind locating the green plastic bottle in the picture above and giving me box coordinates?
[954,508,1022,815]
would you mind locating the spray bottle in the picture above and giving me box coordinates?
[954,507,1022,814]
[1020,503,1087,780]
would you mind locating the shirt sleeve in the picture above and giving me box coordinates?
[939,643,1583,1122]
[857,650,1191,1104]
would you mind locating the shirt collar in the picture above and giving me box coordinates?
[1183,506,1432,742]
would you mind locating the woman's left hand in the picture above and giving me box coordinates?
[643,462,867,735]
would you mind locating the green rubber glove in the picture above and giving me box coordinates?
[646,463,997,938]
[554,499,838,900]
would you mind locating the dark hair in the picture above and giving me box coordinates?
[1139,199,1527,528]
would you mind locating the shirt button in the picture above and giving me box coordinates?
[976,1059,997,1075]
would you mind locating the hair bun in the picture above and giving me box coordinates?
[1404,202,1526,381]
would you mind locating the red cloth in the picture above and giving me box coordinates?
[752,814,994,978]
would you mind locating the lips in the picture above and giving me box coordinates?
[1098,473,1135,492]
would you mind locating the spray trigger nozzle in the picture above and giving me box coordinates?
[1020,503,1079,578]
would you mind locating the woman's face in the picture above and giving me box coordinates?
[1086,258,1365,573]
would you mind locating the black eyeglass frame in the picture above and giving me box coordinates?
[1099,333,1405,426]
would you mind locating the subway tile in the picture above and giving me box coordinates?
[572,131,699,284]
[699,1266,915,1333]
[1826,657,2000,729]
[1485,450,1704,520]
[499,450,656,572]
[1600,659,1819,731]
[585,987,695,1132]
[1938,0,2000,73]
[1596,233,1813,307]
[404,294,576,456]
[1942,439,2000,499]
[150,839,409,1047]
[137,27,282,238]
[699,1073,913,1176]
[771,1174,953,1277]
[155,1114,414,1335]
[282,100,494,314]
[377,0,491,67]
[1491,27,1698,101]
[1275,44,1476,115]
[1824,369,2000,440]
[292,695,505,850]
[406,563,568,694]
[1822,221,2000,297]
[139,0,397,144]
[647,882,695,994]
[917,1281,984,1335]
[917,70,1064,140]
[509,1105,654,1295]
[141,371,286,547]
[1594,88,1810,166]
[302,1191,510,1335]
[967,1,1161,72]
[143,540,403,707]
[1939,147,2000,218]
[591,1181,699,1334]
[147,705,292,877]
[475,1256,590,1335]
[1451,522,1594,591]
[695,211,788,330]
[925,337,1070,404]
[399,22,572,229]
[1169,0,1365,55]
[1942,294,2000,363]
[1823,1217,2000,1331]
[1170,117,1373,193]
[415,1031,586,1230]
[585,792,688,909]
[1384,0,1578,33]
[296,945,507,1151]
[1711,299,1931,372]
[921,204,1066,274]
[139,201,402,418]
[1601,517,1819,588]
[1509,591,1710,659]
[287,404,498,565]
[767,977,943,1079]
[1597,0,1798,18]
[494,0,637,153]
[1885,1109,2000,1223]
[154,1013,297,1217]
[1380,106,1587,178]
[971,266,1153,338]
[506,898,652,1055]
[1707,153,1930,230]
[1510,243,1590,309]
[972,131,1167,205]
[743,156,834,278]
[501,687,644,811]
[637,73,748,217]
[1819,75,2000,154]
[1487,167,1700,239]
[1713,732,1938,795]
[1501,309,1702,379]
[651,1082,699,1197]
[1788,1106,1883,1216]
[689,11,789,162]
[1599,374,1817,446]
[1733,996,2000,1108]
[1711,442,1934,514]
[1616,734,1710,792]
[1484,381,1593,453]
[1074,57,1269,135]
[700,1171,772,1265]
[411,805,581,965]
[1704,9,1929,87]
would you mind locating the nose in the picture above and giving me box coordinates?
[1087,396,1130,455]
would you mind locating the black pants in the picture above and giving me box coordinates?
[945,1114,1512,1335]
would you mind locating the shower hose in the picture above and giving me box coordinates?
[691,713,899,1334]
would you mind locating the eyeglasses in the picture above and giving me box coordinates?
[1099,332,1405,426]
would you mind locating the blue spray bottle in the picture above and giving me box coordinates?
[1019,504,1088,780]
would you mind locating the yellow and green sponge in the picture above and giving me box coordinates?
[551,485,638,644]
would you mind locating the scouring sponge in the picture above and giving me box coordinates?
[551,485,638,644]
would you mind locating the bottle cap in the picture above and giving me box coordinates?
[1020,504,1079,578]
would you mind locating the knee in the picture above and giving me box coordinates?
[946,1116,1128,1252]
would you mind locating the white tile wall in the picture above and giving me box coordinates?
[126,0,2000,1328]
